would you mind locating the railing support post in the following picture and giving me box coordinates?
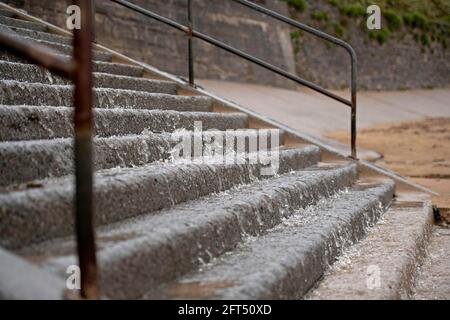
[187,0,194,86]
[350,53,357,160]
[92,0,96,42]
[73,0,98,300]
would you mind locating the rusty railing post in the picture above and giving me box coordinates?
[73,0,98,300]
[92,0,96,42]
[350,51,357,160]
[187,0,194,86]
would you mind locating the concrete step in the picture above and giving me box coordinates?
[413,226,450,300]
[0,134,174,187]
[0,49,144,77]
[0,15,47,32]
[307,196,433,300]
[20,163,356,299]
[1,46,111,64]
[0,129,286,186]
[94,61,144,78]
[0,81,213,111]
[0,36,112,62]
[0,23,143,77]
[0,23,109,62]
[0,61,178,93]
[144,180,394,300]
[2,24,72,45]
[93,73,177,93]
[0,9,15,18]
[0,247,63,300]
[1,147,321,249]
[0,105,248,141]
[24,36,111,62]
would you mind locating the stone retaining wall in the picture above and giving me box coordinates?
[5,0,449,90]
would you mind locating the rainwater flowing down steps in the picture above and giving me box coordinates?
[0,4,440,300]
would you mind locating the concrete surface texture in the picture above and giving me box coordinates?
[413,226,450,300]
[308,198,434,300]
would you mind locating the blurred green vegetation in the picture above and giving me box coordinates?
[284,0,449,48]
[286,0,307,12]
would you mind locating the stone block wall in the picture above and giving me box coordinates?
[4,0,449,90]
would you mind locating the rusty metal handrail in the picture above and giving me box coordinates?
[0,0,98,299]
[0,31,75,77]
[109,0,357,159]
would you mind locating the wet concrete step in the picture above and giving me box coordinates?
[0,147,321,249]
[93,61,144,78]
[0,50,144,77]
[0,15,47,32]
[144,180,394,300]
[1,46,112,65]
[307,197,433,300]
[31,37,110,61]
[0,134,175,187]
[2,24,72,45]
[20,163,355,299]
[0,129,286,186]
[413,226,450,300]
[93,73,177,93]
[94,61,144,78]
[0,36,112,62]
[0,23,110,62]
[0,81,214,111]
[23,36,111,61]
[0,9,15,18]
[0,61,177,93]
[0,19,143,78]
[0,247,64,300]
[0,105,248,141]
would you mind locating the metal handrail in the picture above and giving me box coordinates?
[0,0,98,299]
[233,0,357,159]
[110,0,358,159]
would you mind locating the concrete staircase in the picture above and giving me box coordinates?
[0,5,439,300]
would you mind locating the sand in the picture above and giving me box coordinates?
[327,117,450,209]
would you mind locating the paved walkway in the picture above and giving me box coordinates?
[199,80,450,136]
